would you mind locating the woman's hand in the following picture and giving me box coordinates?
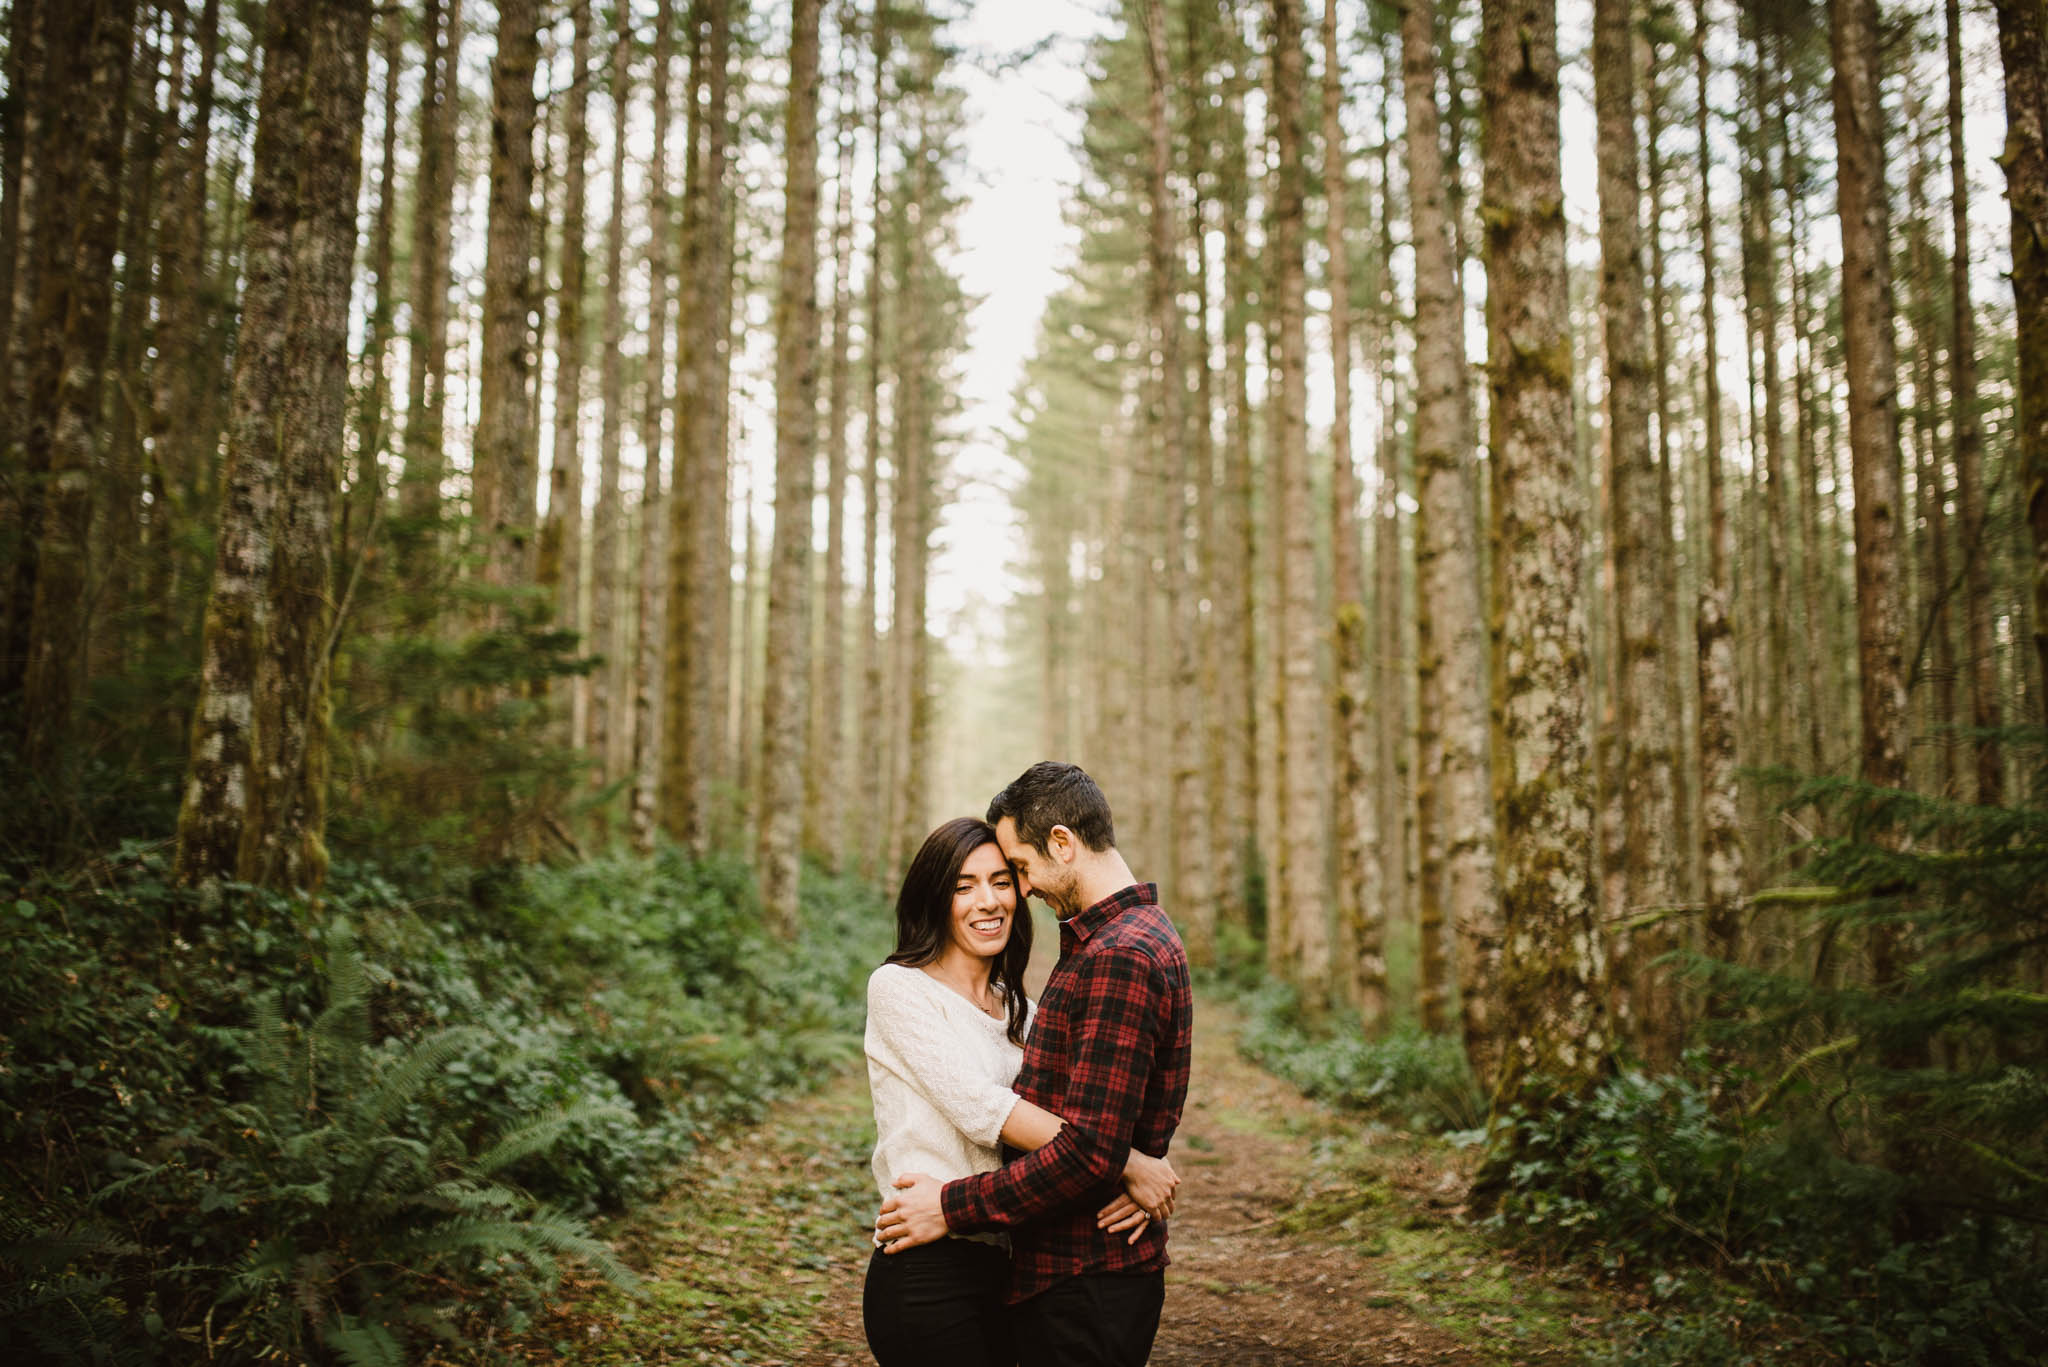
[1096,1150,1178,1243]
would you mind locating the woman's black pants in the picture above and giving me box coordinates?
[862,1238,1015,1367]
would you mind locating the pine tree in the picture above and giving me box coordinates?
[1476,0,1609,1151]
[757,0,824,935]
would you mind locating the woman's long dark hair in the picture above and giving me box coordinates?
[886,817,1034,1045]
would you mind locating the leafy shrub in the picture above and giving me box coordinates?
[1495,766,2048,1365]
[1232,981,1485,1134]
[0,841,891,1364]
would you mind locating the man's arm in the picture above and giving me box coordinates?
[938,946,1165,1235]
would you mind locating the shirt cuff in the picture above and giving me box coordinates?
[940,1171,990,1235]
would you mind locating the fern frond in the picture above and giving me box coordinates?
[473,1101,634,1178]
[324,1316,406,1367]
[358,1026,487,1126]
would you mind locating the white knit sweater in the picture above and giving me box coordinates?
[864,963,1033,1206]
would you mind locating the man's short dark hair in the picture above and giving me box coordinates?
[986,761,1116,855]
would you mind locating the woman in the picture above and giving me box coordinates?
[862,817,1179,1367]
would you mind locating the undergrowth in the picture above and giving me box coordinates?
[0,843,889,1365]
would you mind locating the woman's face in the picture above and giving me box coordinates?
[945,841,1019,962]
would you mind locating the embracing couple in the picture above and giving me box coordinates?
[863,761,1195,1367]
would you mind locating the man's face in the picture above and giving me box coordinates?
[994,816,1078,917]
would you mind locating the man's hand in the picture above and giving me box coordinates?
[874,1172,950,1253]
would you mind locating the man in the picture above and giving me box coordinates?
[875,761,1195,1366]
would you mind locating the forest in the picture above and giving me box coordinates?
[1,0,2045,1361]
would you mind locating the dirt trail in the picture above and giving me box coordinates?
[497,995,1607,1366]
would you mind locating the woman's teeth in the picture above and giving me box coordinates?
[971,917,1005,935]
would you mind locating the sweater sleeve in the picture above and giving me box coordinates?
[865,968,1021,1149]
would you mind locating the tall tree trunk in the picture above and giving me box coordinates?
[1905,107,1957,797]
[1144,0,1213,956]
[757,0,822,935]
[1951,0,2000,803]
[3,0,95,723]
[1214,2,1258,935]
[398,0,462,607]
[540,0,591,747]
[141,0,219,631]
[629,0,677,852]
[591,5,630,789]
[1595,0,1681,1064]
[98,21,168,679]
[1993,0,2048,731]
[474,0,541,610]
[1267,0,1329,999]
[1740,18,1792,777]
[1832,0,1910,824]
[1326,0,1383,1020]
[1477,0,1608,1161]
[806,4,856,871]
[858,5,889,879]
[1695,0,1745,981]
[1402,0,1493,1047]
[250,0,375,896]
[175,0,311,884]
[353,4,402,531]
[19,0,138,801]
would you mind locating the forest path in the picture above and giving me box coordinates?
[490,997,1613,1366]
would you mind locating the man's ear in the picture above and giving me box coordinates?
[1049,824,1076,863]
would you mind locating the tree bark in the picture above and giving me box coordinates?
[757,0,823,935]
[1477,0,1608,1155]
[1266,0,1329,999]
[19,0,138,799]
[1993,0,2048,731]
[591,4,631,789]
[540,0,592,748]
[250,0,375,896]
[1402,0,1493,1048]
[1322,0,1382,1020]
[176,0,312,884]
[1595,0,1681,1064]
[474,0,541,606]
[1832,0,1909,805]
[398,0,463,605]
[1695,0,1745,983]
[805,2,857,870]
[1952,0,2000,803]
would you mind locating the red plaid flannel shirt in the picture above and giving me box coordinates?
[938,882,1193,1303]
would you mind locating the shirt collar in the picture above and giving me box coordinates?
[1059,882,1159,949]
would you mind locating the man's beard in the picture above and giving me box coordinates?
[1036,877,1081,918]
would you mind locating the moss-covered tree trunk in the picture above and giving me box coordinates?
[1832,0,1908,806]
[1323,0,1382,1021]
[591,6,631,791]
[1476,0,1609,1169]
[1994,0,2048,730]
[805,2,857,872]
[1952,0,2000,803]
[1594,0,1681,1064]
[1214,7,1258,937]
[398,0,462,612]
[474,0,540,609]
[251,0,375,896]
[1402,0,1494,1055]
[757,0,823,936]
[1266,0,1329,999]
[1693,0,1745,985]
[540,0,592,746]
[175,0,308,886]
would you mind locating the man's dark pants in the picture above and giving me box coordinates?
[1014,1270,1166,1367]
